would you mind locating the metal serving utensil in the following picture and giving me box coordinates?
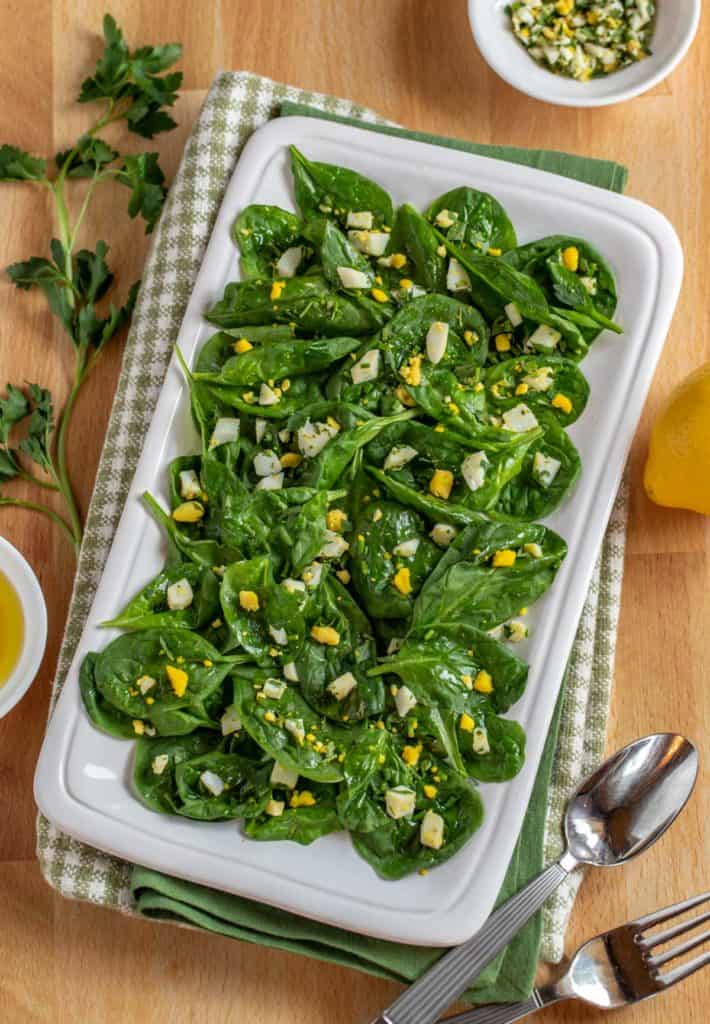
[443,890,710,1023]
[371,733,698,1024]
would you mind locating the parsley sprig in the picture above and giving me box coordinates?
[0,16,182,553]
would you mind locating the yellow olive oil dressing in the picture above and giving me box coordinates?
[0,570,24,687]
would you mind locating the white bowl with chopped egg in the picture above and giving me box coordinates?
[0,536,47,719]
[469,0,700,108]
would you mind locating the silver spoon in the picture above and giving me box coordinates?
[372,733,698,1024]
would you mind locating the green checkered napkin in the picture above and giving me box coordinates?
[37,72,629,1001]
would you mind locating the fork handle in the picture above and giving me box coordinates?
[373,855,576,1024]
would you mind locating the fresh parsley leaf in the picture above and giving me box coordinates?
[117,153,166,233]
[0,447,20,483]
[0,144,47,181]
[19,384,54,473]
[76,279,139,351]
[7,251,74,335]
[78,15,182,139]
[0,383,29,443]
[56,136,118,178]
[74,241,113,304]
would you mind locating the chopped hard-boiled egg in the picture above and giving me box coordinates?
[271,761,299,789]
[385,787,416,820]
[253,450,282,477]
[348,230,390,257]
[166,577,194,611]
[320,531,349,559]
[529,324,561,352]
[263,678,287,699]
[551,392,573,415]
[239,590,260,612]
[394,684,418,717]
[461,451,488,492]
[297,418,338,457]
[346,210,373,229]
[420,810,445,850]
[283,661,300,683]
[429,469,454,500]
[276,245,303,278]
[533,451,562,487]
[492,549,517,568]
[267,625,288,647]
[505,301,523,327]
[311,625,340,646]
[220,705,243,736]
[178,469,202,500]
[426,321,449,364]
[430,522,457,547]
[200,770,225,797]
[524,542,543,559]
[266,798,285,817]
[350,348,380,384]
[281,577,307,595]
[393,567,412,595]
[393,537,420,558]
[137,674,157,695]
[259,382,281,406]
[384,444,417,471]
[166,665,188,697]
[473,670,494,694]
[522,366,554,392]
[152,754,169,776]
[284,718,306,744]
[473,726,490,755]
[446,257,471,292]
[172,501,204,523]
[337,266,370,290]
[502,403,539,433]
[209,417,240,449]
[327,671,357,700]
[255,472,284,491]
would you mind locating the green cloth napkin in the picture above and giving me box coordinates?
[37,72,629,1006]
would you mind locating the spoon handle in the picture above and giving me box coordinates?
[372,857,575,1024]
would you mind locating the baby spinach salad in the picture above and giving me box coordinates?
[508,1,656,81]
[80,147,622,879]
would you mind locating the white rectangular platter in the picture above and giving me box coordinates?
[35,115,683,946]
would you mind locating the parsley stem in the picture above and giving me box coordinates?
[0,497,77,550]
[15,467,59,492]
[54,359,87,548]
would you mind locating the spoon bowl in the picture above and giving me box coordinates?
[564,733,698,868]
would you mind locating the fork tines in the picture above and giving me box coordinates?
[635,891,710,987]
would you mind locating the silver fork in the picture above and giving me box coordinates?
[441,891,710,1024]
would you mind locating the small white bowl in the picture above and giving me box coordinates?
[0,536,47,718]
[469,0,701,108]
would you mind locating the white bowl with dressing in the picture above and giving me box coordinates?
[469,0,701,108]
[0,536,47,718]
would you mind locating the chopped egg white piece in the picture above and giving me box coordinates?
[473,726,490,755]
[346,210,373,229]
[255,418,267,444]
[220,706,242,736]
[276,245,303,278]
[434,209,456,228]
[270,761,299,789]
[348,229,389,256]
[394,684,418,717]
[266,798,285,817]
[298,419,338,457]
[327,671,357,700]
[258,383,280,406]
[446,257,471,292]
[178,468,201,500]
[282,577,307,595]
[522,366,553,392]
[263,678,287,699]
[384,445,417,471]
[319,531,350,559]
[137,675,157,695]
[152,754,169,776]
[533,451,561,488]
[253,450,282,477]
[209,417,240,449]
[420,810,445,850]
[255,472,284,491]
[200,770,225,797]
[337,266,370,290]
[430,522,458,547]
[350,348,380,385]
[505,620,529,643]
[461,451,488,492]
[502,403,539,433]
[426,321,449,364]
[387,637,404,655]
[166,577,194,611]
[505,301,523,327]
[301,561,323,587]
[393,538,420,558]
[268,625,288,647]
[284,718,306,744]
[283,661,300,683]
[529,324,561,352]
[385,786,416,820]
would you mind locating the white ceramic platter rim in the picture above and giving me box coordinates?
[0,536,47,718]
[468,0,701,109]
[35,115,682,945]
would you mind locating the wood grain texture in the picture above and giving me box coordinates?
[0,1,708,1020]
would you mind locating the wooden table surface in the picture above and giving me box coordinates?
[1,2,708,1021]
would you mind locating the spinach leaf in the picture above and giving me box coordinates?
[485,354,590,427]
[336,728,412,833]
[492,414,582,521]
[133,730,223,812]
[92,628,241,736]
[352,771,483,879]
[411,520,567,633]
[245,784,341,844]
[458,705,526,782]
[290,146,394,228]
[220,555,305,662]
[234,671,348,782]
[195,334,361,387]
[174,750,272,820]
[194,326,296,375]
[101,562,220,632]
[207,274,388,336]
[232,204,305,279]
[79,652,137,738]
[297,409,416,490]
[427,186,517,253]
[311,217,374,289]
[388,203,446,292]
